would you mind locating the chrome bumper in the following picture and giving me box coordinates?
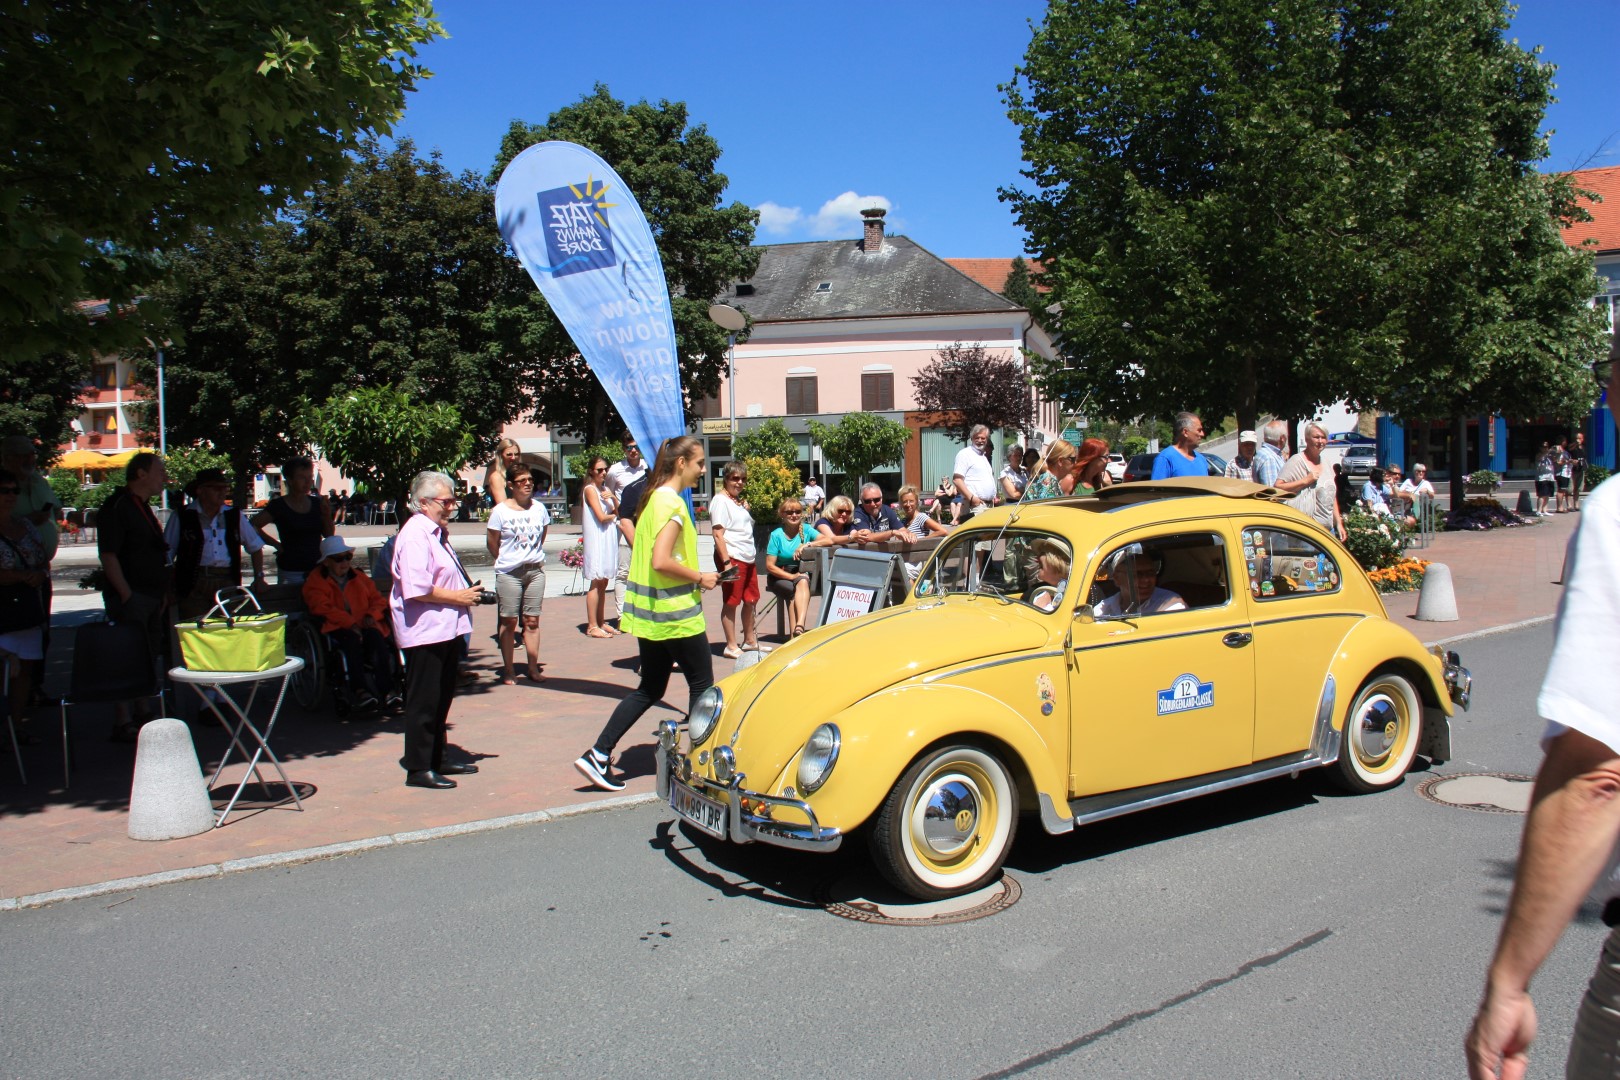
[655,720,843,852]
[1443,651,1472,712]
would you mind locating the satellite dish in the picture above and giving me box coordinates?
[707,303,746,332]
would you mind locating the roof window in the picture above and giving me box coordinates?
[815,282,832,293]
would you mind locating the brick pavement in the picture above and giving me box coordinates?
[0,509,1577,902]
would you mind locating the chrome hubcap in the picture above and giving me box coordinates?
[1356,695,1400,763]
[917,777,979,856]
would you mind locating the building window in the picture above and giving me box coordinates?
[693,391,721,419]
[861,372,894,411]
[91,363,117,390]
[786,376,818,415]
[95,412,118,434]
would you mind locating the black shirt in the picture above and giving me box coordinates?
[98,487,169,596]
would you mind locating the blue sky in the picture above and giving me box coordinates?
[393,1,1620,258]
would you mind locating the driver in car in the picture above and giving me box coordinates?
[1096,547,1187,618]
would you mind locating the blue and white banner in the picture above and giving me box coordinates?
[495,141,686,463]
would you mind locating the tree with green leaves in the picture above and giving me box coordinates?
[806,413,912,490]
[911,343,1035,443]
[297,387,473,512]
[733,419,798,465]
[1000,257,1044,326]
[492,85,760,443]
[2,1,444,367]
[0,349,90,459]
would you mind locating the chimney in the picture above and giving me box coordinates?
[861,207,886,253]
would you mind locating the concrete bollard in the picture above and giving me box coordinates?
[734,648,767,674]
[128,719,215,840]
[1516,489,1534,515]
[1415,562,1459,622]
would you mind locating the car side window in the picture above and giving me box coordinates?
[1242,526,1341,600]
[1090,531,1229,618]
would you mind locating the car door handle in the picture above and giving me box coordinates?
[1222,631,1253,648]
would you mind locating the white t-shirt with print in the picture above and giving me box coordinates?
[486,501,551,574]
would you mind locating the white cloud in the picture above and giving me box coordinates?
[756,201,803,235]
[754,192,895,238]
[809,191,892,236]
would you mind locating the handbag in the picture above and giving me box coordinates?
[0,534,44,632]
[176,587,287,672]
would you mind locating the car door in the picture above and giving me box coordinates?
[1238,519,1361,761]
[1067,526,1255,795]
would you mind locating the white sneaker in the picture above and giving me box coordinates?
[743,643,771,654]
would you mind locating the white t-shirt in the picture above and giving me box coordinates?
[954,445,996,502]
[1097,586,1187,619]
[605,457,646,499]
[707,491,756,562]
[1398,478,1435,501]
[803,483,825,508]
[486,500,551,574]
[1541,476,1620,749]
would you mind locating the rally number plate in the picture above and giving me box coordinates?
[671,779,727,839]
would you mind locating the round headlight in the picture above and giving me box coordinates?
[688,686,723,746]
[796,723,841,794]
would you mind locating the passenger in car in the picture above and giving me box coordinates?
[1026,540,1070,612]
[1095,549,1187,618]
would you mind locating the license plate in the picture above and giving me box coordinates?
[670,780,727,839]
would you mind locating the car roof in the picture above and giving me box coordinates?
[970,478,1300,531]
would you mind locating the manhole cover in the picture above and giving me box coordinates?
[817,873,1021,925]
[1417,772,1534,814]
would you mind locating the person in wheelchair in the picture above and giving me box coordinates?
[302,535,401,714]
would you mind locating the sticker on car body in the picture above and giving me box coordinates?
[1157,673,1215,715]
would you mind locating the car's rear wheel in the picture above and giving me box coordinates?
[1332,671,1421,793]
[870,745,1017,900]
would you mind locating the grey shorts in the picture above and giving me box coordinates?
[496,565,545,618]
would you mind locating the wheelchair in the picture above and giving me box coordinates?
[253,583,401,719]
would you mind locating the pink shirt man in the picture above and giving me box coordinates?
[389,512,473,647]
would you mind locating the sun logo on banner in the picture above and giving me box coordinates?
[536,175,620,277]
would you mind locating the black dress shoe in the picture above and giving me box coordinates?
[405,770,456,789]
[437,762,478,775]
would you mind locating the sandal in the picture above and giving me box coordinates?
[586,627,613,639]
[721,645,742,660]
[792,624,805,638]
[743,642,770,654]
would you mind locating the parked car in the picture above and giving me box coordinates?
[1342,444,1379,480]
[658,478,1471,899]
[1122,451,1225,482]
[1105,453,1127,481]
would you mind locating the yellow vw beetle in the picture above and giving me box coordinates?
[656,478,1471,900]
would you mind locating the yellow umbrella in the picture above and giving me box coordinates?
[101,447,156,467]
[57,449,112,469]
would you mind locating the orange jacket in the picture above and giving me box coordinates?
[302,565,390,636]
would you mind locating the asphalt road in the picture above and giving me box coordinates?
[1,623,1600,1079]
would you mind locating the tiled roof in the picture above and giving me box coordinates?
[1562,165,1620,255]
[944,258,1046,294]
[721,236,1021,323]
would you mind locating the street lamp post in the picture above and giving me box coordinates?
[707,303,747,437]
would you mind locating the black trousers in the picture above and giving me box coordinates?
[592,632,714,757]
[400,637,460,772]
[330,626,398,698]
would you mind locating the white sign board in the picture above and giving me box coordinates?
[825,583,878,625]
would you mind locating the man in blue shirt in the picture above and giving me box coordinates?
[852,483,904,542]
[1150,412,1210,479]
[1254,420,1289,488]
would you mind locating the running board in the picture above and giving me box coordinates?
[1066,750,1326,828]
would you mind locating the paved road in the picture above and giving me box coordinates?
[1,624,1600,1078]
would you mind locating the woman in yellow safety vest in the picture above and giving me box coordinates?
[574,436,719,791]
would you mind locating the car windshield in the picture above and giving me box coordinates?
[914,529,1074,611]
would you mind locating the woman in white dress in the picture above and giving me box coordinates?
[580,455,621,638]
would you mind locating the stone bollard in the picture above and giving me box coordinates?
[1415,562,1459,622]
[128,719,215,840]
[734,647,767,674]
[1516,489,1534,515]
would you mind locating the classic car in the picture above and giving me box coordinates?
[657,478,1471,900]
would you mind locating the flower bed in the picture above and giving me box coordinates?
[1445,496,1531,531]
[1366,556,1429,593]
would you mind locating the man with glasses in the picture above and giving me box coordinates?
[852,483,903,544]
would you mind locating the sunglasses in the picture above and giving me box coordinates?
[783,508,804,515]
[428,496,458,507]
[329,553,353,563]
[860,497,882,505]
[514,478,536,485]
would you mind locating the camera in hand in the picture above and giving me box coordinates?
[472,581,498,605]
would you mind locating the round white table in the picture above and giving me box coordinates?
[169,657,305,826]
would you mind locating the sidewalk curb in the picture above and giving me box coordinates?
[1423,614,1555,648]
[3,792,660,911]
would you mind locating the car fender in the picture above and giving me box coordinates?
[1327,615,1454,760]
[770,681,1067,835]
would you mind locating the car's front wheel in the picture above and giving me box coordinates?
[870,744,1018,900]
[1332,671,1421,793]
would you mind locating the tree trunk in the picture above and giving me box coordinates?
[1236,353,1258,436]
[1450,410,1468,513]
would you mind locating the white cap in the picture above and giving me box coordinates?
[1239,430,1258,445]
[319,535,355,560]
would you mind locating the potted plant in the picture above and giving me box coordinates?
[1462,469,1501,495]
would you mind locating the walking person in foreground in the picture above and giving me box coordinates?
[1466,341,1620,1080]
[390,471,483,790]
[575,437,718,792]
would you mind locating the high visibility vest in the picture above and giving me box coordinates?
[622,487,705,640]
